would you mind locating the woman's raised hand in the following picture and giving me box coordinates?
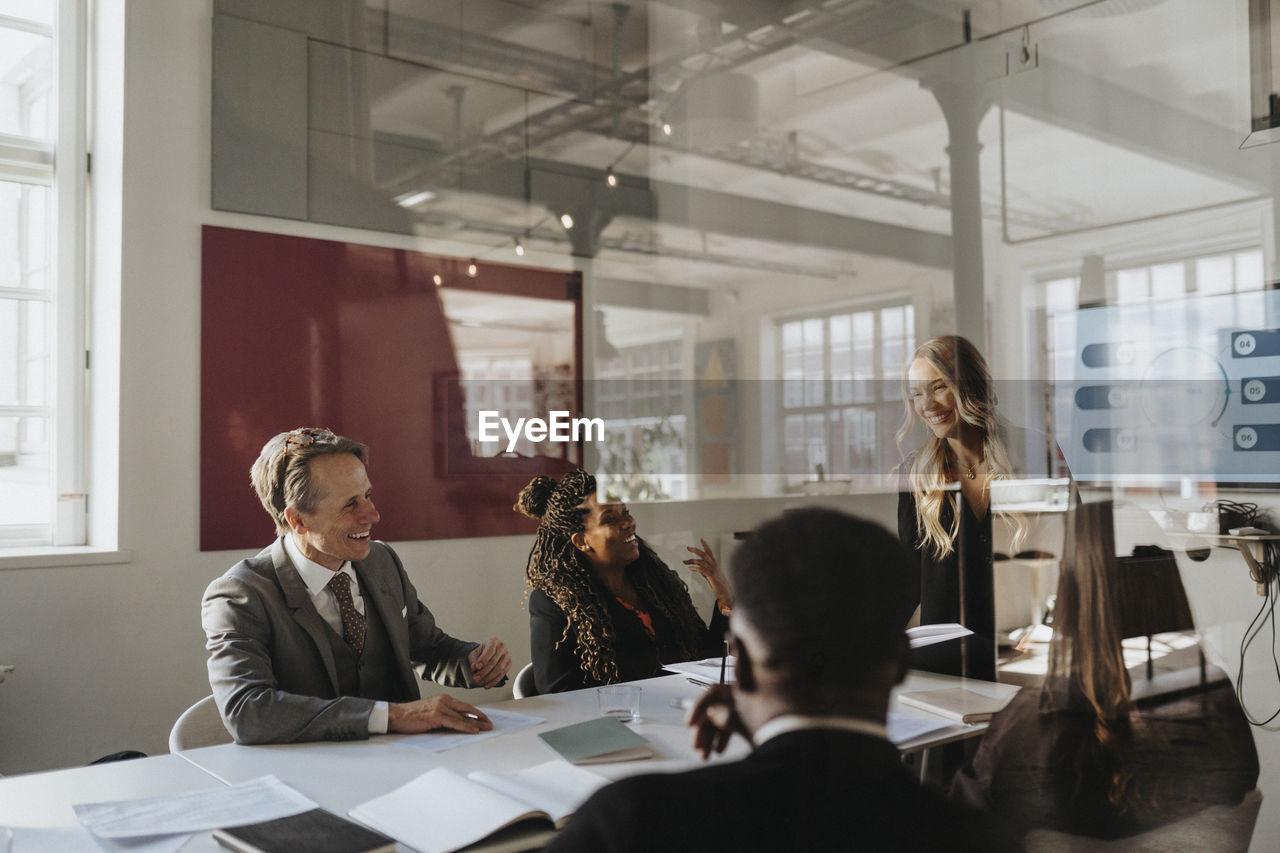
[684,538,733,609]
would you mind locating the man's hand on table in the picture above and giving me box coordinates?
[388,695,493,734]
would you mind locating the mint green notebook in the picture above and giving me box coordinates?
[537,717,653,765]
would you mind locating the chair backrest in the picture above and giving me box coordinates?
[1025,789,1263,853]
[168,695,233,752]
[513,662,538,699]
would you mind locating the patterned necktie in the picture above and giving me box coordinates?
[328,571,366,657]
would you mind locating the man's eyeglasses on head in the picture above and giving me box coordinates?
[285,427,335,453]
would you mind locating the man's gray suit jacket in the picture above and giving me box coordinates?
[201,537,479,744]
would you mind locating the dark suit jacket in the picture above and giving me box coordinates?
[201,538,478,744]
[547,729,1020,852]
[530,581,726,694]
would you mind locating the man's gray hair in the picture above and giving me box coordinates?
[250,428,368,535]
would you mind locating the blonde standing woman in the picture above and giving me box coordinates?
[896,335,1019,681]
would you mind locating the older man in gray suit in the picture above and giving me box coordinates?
[202,427,511,744]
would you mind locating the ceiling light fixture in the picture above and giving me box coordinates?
[432,273,443,286]
[661,119,672,136]
[560,213,574,229]
[602,141,635,189]
[467,259,478,277]
[514,236,525,256]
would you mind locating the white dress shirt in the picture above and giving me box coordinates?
[753,713,888,746]
[284,534,390,734]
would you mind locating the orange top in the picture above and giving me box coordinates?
[616,596,654,637]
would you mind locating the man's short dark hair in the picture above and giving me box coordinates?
[729,508,910,684]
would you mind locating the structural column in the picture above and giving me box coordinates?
[930,80,992,352]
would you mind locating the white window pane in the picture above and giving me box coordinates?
[0,27,53,139]
[23,297,44,355]
[0,415,51,526]
[781,320,801,351]
[23,352,43,404]
[1195,255,1233,295]
[802,317,823,350]
[1150,263,1184,300]
[881,306,903,338]
[1115,268,1148,303]
[0,181,51,290]
[853,311,874,341]
[0,298,16,404]
[1045,278,1078,313]
[1235,250,1264,291]
[0,2,54,25]
[1236,291,1265,326]
[830,314,850,345]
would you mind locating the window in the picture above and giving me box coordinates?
[594,337,688,501]
[778,302,914,488]
[0,0,86,547]
[1041,248,1267,371]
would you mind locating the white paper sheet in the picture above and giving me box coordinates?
[886,711,954,745]
[662,656,736,684]
[72,775,315,839]
[469,760,608,823]
[907,623,974,648]
[397,707,544,753]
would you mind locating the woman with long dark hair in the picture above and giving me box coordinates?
[515,470,730,693]
[950,501,1258,840]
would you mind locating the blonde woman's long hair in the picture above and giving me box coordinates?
[895,335,1020,558]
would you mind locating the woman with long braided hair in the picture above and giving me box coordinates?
[516,470,731,693]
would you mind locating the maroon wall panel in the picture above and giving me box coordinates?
[200,226,580,550]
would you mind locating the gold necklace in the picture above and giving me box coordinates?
[965,461,977,480]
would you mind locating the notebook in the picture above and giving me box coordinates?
[898,687,1011,723]
[536,716,654,764]
[906,623,973,648]
[213,808,394,853]
[349,762,608,853]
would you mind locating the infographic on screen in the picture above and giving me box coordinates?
[1052,288,1280,483]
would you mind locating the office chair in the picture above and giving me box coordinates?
[1025,789,1262,853]
[168,695,233,752]
[512,662,538,699]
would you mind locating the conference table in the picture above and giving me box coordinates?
[0,671,1019,852]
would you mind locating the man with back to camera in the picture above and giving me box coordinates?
[547,508,1020,852]
[201,427,512,744]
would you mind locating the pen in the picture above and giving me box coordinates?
[686,676,713,687]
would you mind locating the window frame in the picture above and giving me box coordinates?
[0,0,89,549]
